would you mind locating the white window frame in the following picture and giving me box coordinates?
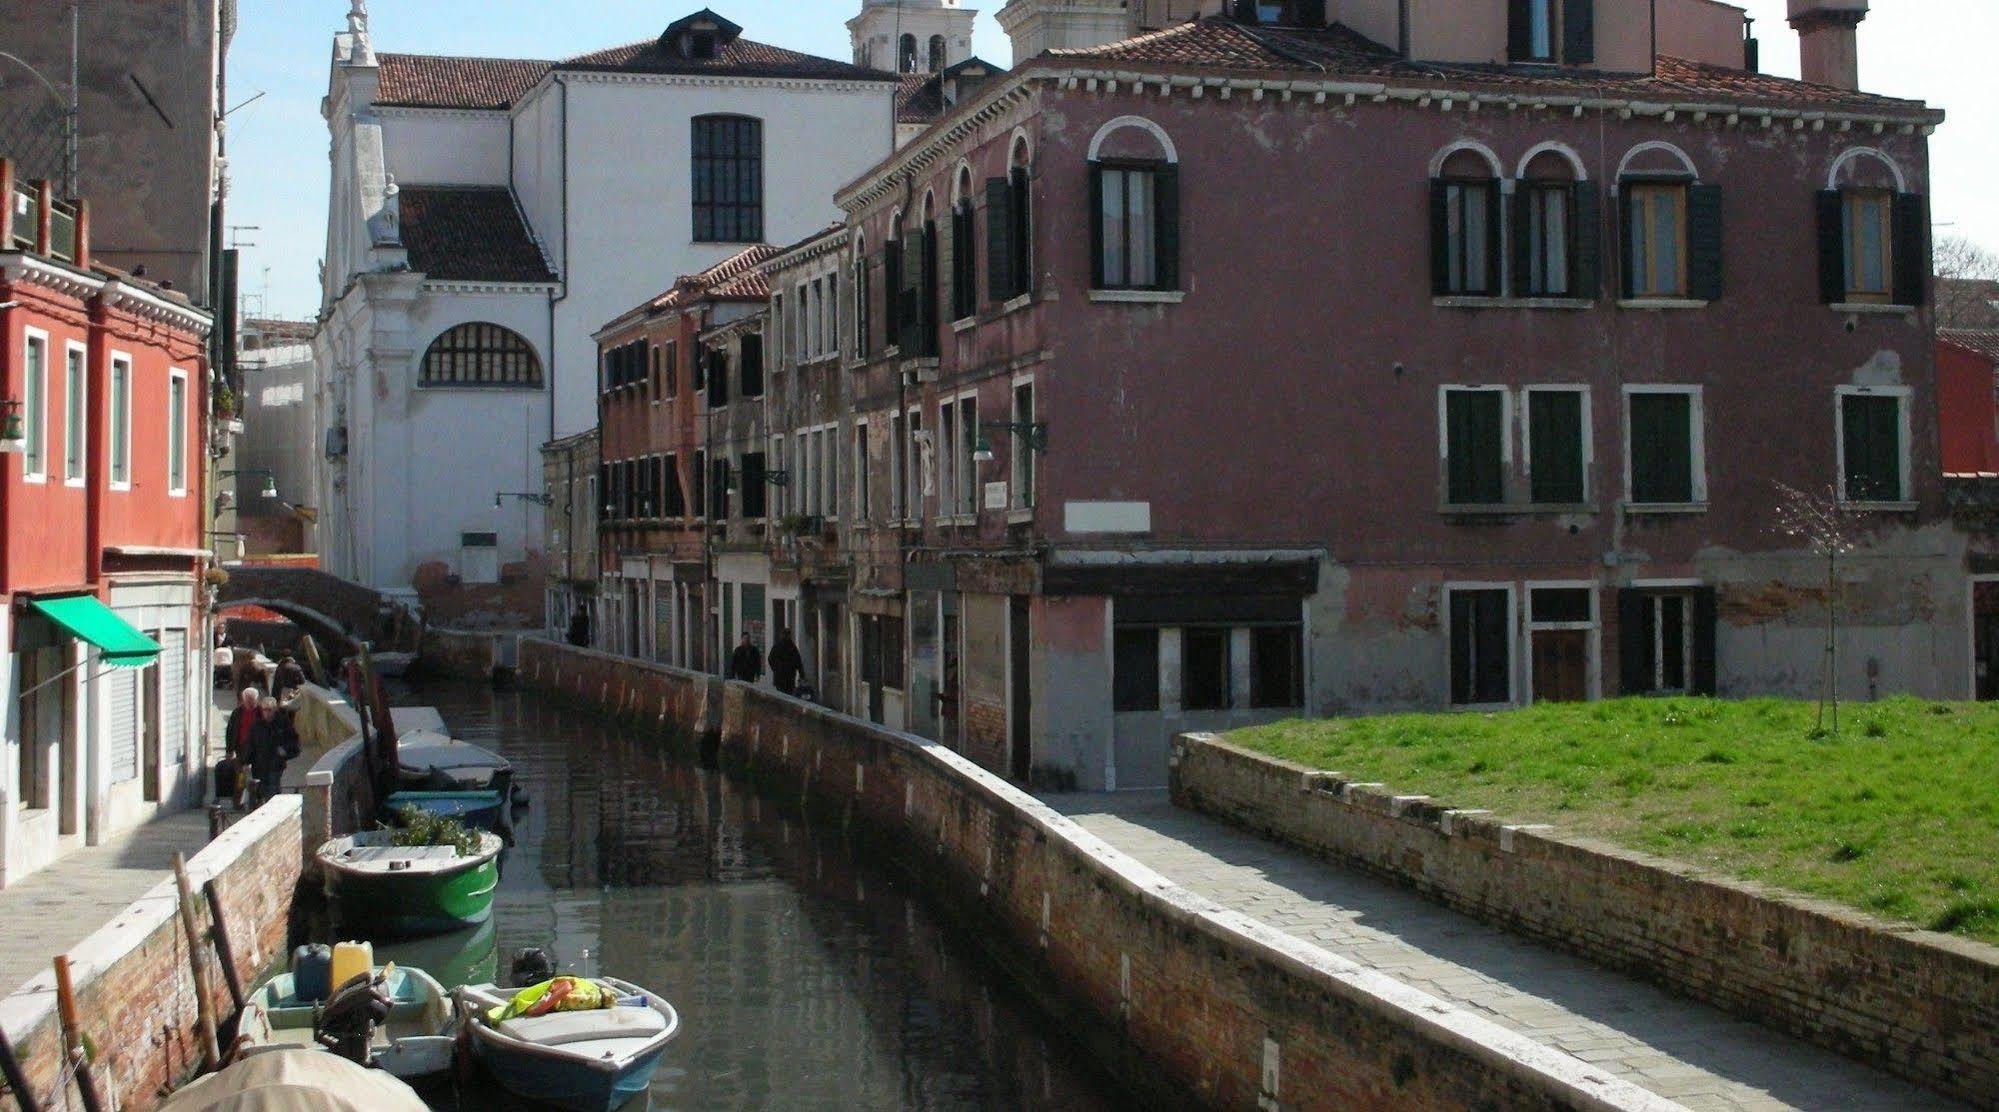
[1437,385,1512,507]
[952,391,978,521]
[62,341,86,486]
[938,401,957,523]
[1009,374,1036,517]
[1628,579,1704,695]
[906,406,924,524]
[1834,385,1914,508]
[1524,580,1599,703]
[1620,384,1706,511]
[166,369,188,495]
[108,351,133,490]
[21,327,48,482]
[1522,384,1591,505]
[1444,581,1518,710]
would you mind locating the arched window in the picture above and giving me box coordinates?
[985,137,1033,304]
[420,323,541,388]
[1087,118,1179,292]
[1519,149,1586,298]
[1615,143,1719,302]
[928,34,947,73]
[691,115,763,243]
[1821,149,1921,306]
[951,167,977,319]
[1430,148,1501,297]
[899,34,918,73]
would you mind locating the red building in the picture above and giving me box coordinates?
[1937,330,1999,477]
[0,159,213,886]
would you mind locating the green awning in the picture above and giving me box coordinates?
[29,595,161,668]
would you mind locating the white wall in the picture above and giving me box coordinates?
[379,110,513,186]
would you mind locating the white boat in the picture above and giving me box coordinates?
[159,1049,427,1111]
[237,964,457,1080]
[457,977,681,1112]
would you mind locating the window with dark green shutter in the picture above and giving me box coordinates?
[951,201,976,320]
[883,241,903,346]
[1627,391,1698,505]
[1445,389,1506,505]
[739,334,763,398]
[1528,389,1586,504]
[1449,588,1512,706]
[1092,161,1179,291]
[1433,175,1501,296]
[983,177,1013,303]
[1840,392,1905,503]
[742,451,768,519]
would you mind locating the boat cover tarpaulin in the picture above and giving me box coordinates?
[157,1049,427,1111]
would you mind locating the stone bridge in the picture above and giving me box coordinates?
[215,565,423,655]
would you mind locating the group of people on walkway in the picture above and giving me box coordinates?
[729,628,807,699]
[221,683,302,809]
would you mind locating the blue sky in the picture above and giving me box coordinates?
[228,1,1996,321]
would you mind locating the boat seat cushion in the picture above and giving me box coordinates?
[496,1006,666,1047]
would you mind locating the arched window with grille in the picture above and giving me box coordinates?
[419,322,542,388]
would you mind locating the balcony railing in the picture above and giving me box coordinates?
[47,196,76,262]
[7,178,33,252]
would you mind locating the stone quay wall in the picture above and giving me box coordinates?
[417,627,501,681]
[1170,734,1999,1110]
[294,684,373,858]
[0,797,304,1111]
[515,637,1672,1111]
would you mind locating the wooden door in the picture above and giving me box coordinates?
[1532,629,1589,703]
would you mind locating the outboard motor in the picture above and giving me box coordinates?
[510,947,555,988]
[315,971,392,1065]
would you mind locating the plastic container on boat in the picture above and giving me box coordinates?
[292,944,332,1002]
[329,940,374,990]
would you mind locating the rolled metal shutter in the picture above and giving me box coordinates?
[161,630,188,765]
[107,667,138,782]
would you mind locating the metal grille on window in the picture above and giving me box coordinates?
[692,116,763,243]
[420,323,542,387]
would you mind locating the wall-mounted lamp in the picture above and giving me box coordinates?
[221,468,278,499]
[0,399,23,453]
[495,491,552,508]
[976,420,1049,463]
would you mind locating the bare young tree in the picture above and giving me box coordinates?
[1935,234,1999,330]
[1772,482,1869,735]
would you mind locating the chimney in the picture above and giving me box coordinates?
[1788,0,1868,91]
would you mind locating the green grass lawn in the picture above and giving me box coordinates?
[1227,697,1999,945]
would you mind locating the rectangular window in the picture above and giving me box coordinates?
[1441,180,1499,296]
[1182,628,1232,711]
[1839,389,1908,504]
[854,423,871,523]
[742,451,768,519]
[663,340,678,396]
[739,334,764,398]
[63,345,84,482]
[1626,389,1701,505]
[1096,165,1159,289]
[939,404,956,520]
[890,411,906,520]
[1528,0,1555,59]
[906,410,923,520]
[824,426,839,522]
[825,273,839,355]
[691,451,706,520]
[1626,183,1687,299]
[1443,387,1507,505]
[1845,189,1892,302]
[810,278,824,357]
[663,453,685,517]
[1623,591,1694,694]
[1526,387,1586,504]
[167,372,187,493]
[951,202,976,320]
[1250,626,1303,709]
[1010,381,1035,510]
[1448,587,1513,706]
[1113,627,1160,712]
[855,256,871,358]
[1525,183,1572,296]
[109,355,131,486]
[691,115,763,243]
[957,397,979,516]
[21,331,45,478]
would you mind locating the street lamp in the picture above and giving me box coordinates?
[975,420,1049,463]
[221,468,278,499]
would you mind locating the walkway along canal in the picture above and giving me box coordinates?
[377,677,1122,1110]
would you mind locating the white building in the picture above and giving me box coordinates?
[313,4,898,617]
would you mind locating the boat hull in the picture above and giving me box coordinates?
[321,850,499,938]
[469,1033,666,1112]
[385,790,506,832]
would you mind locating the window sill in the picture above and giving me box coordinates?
[1089,288,1185,304]
[951,316,977,333]
[1006,507,1034,525]
[1440,502,1596,516]
[1001,292,1034,315]
[1432,296,1593,311]
[1623,501,1709,515]
[1837,500,1918,513]
[1830,302,1917,316]
[1617,298,1709,311]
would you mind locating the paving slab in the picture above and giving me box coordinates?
[1043,789,1960,1112]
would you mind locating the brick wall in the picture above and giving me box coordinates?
[418,628,499,681]
[0,797,304,1111]
[517,638,719,754]
[1171,734,1999,1110]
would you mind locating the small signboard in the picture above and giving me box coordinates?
[984,482,1009,511]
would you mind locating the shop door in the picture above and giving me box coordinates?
[1532,630,1590,703]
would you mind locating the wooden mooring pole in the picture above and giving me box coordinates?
[0,1026,42,1112]
[172,853,222,1071]
[50,955,103,1112]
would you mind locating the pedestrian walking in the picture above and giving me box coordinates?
[249,696,301,807]
[768,628,804,696]
[272,652,307,703]
[728,633,764,684]
[223,686,260,809]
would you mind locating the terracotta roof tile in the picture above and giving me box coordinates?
[374,53,550,110]
[1047,18,1934,117]
[1942,329,1999,364]
[646,244,783,311]
[896,74,945,124]
[561,36,896,84]
[397,186,555,283]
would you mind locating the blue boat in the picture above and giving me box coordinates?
[457,977,680,1112]
[384,789,505,832]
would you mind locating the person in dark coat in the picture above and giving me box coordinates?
[768,629,804,696]
[272,653,307,702]
[727,633,763,684]
[223,687,261,809]
[248,696,300,805]
[566,607,591,647]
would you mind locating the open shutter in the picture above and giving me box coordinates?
[883,241,902,346]
[1572,183,1601,300]
[985,177,1013,303]
[1816,189,1847,304]
[1563,0,1595,64]
[1510,189,1532,298]
[1617,187,1638,299]
[1429,179,1452,296]
[1893,192,1929,307]
[1449,592,1474,704]
[1687,184,1724,301]
[1617,590,1650,695]
[1506,0,1532,60]
[1691,587,1719,696]
[1155,165,1180,290]
[1484,182,1504,295]
[1088,165,1106,289]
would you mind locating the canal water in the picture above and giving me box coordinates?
[359,679,1122,1111]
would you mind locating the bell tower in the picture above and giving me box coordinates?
[995,0,1135,61]
[849,0,980,75]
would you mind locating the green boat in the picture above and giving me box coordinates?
[317,829,503,938]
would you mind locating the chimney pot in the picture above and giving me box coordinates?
[1789,0,1869,91]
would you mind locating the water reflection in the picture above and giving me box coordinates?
[372,681,1119,1111]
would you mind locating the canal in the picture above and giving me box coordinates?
[368,678,1124,1110]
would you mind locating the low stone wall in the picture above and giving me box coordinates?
[293,685,369,858]
[511,639,1668,1110]
[1170,734,1999,1110]
[0,797,304,1111]
[418,627,500,681]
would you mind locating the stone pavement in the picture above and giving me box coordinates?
[1044,790,1960,1112]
